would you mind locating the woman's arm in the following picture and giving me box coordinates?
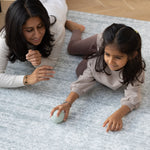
[0,35,55,88]
[0,35,26,88]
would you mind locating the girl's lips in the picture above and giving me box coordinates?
[108,64,118,68]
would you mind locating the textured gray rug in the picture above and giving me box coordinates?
[0,11,150,150]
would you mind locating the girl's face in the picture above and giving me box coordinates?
[104,44,128,71]
[22,17,46,46]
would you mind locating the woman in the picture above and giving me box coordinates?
[0,0,68,88]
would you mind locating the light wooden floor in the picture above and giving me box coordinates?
[67,0,150,21]
[1,0,150,29]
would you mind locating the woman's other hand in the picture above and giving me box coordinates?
[24,65,55,85]
[26,49,42,66]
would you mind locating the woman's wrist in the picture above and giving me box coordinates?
[23,75,29,85]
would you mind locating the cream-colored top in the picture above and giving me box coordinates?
[0,0,67,88]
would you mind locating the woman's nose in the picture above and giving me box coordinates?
[34,29,41,38]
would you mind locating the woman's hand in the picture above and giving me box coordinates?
[50,103,71,121]
[103,112,123,132]
[26,49,42,67]
[24,65,55,85]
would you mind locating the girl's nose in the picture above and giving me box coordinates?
[108,57,114,64]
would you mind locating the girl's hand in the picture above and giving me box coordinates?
[50,103,71,121]
[26,49,42,66]
[103,112,123,132]
[25,65,55,85]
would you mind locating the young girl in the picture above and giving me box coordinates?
[0,0,71,88]
[50,22,146,132]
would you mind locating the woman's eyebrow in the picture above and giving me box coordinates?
[23,27,33,29]
[23,22,43,29]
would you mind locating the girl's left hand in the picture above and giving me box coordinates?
[26,49,42,67]
[103,112,123,132]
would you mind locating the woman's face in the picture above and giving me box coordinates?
[22,17,46,46]
[104,44,128,71]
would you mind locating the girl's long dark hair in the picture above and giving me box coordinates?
[5,0,56,62]
[93,23,146,85]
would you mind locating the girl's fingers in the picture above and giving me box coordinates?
[50,107,58,117]
[106,122,112,132]
[64,110,69,121]
[111,122,117,131]
[57,108,64,117]
[103,119,109,127]
[119,123,123,130]
[114,123,120,131]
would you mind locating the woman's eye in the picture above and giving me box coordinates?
[38,24,44,28]
[25,29,33,32]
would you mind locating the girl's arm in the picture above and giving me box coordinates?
[121,71,145,111]
[103,105,130,132]
[103,71,145,132]
[50,58,97,120]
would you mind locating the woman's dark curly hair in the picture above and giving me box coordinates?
[93,23,146,85]
[5,0,56,62]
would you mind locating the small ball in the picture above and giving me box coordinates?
[51,110,65,124]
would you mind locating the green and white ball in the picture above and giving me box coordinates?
[51,110,65,124]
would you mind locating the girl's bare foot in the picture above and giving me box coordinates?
[65,20,85,32]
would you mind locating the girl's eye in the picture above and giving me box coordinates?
[105,52,109,56]
[115,57,121,60]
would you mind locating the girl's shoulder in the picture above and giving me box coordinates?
[87,57,97,68]
[97,33,103,48]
